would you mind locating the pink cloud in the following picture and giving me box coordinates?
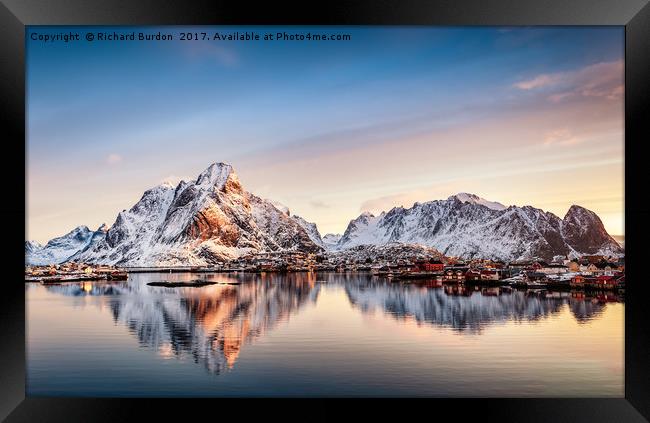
[514,74,562,90]
[547,92,574,103]
[543,129,581,146]
[105,153,123,165]
[514,60,623,103]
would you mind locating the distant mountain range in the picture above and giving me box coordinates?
[26,162,623,266]
[333,192,622,261]
[26,225,108,266]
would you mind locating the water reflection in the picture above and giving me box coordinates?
[40,273,320,374]
[37,272,622,374]
[344,280,617,333]
[41,280,127,296]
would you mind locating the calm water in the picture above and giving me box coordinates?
[26,272,624,397]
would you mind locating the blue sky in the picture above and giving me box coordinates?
[27,26,624,242]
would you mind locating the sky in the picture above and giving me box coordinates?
[26,26,624,243]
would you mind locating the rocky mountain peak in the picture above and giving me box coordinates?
[63,161,324,265]
[196,162,237,191]
[564,204,596,221]
[560,204,619,255]
[449,192,507,211]
[70,225,91,236]
[25,240,42,253]
[322,233,342,245]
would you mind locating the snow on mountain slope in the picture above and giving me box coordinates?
[336,194,622,261]
[336,211,383,248]
[27,174,622,266]
[26,225,106,265]
[267,199,290,216]
[328,242,444,263]
[248,194,322,253]
[25,240,42,254]
[449,193,507,211]
[291,214,324,247]
[66,224,109,260]
[73,162,323,266]
[322,233,342,249]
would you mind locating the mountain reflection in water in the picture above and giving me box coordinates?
[42,273,320,374]
[345,280,617,332]
[40,272,622,375]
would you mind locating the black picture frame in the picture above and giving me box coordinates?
[2,0,649,421]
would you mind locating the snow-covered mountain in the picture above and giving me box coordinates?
[335,194,623,261]
[25,240,42,255]
[69,163,323,266]
[328,242,444,264]
[451,192,506,211]
[25,224,107,265]
[322,233,342,249]
[292,214,325,247]
[25,163,622,266]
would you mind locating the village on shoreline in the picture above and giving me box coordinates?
[25,247,625,292]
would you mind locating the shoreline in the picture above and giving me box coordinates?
[25,269,626,294]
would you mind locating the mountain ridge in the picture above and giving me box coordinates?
[26,163,623,265]
[39,163,323,266]
[334,195,622,261]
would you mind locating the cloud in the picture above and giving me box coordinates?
[513,60,623,102]
[514,74,562,90]
[359,193,414,214]
[543,129,581,146]
[105,153,123,165]
[546,92,573,103]
[358,182,468,215]
[310,200,330,209]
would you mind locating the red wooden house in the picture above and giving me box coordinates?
[595,275,617,288]
[413,259,444,272]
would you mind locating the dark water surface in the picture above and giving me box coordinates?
[26,272,624,397]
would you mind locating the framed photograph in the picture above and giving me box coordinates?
[2,0,649,421]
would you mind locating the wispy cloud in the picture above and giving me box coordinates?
[359,193,421,214]
[514,74,562,90]
[513,60,623,102]
[358,182,468,215]
[310,200,330,209]
[106,153,123,165]
[543,129,582,146]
